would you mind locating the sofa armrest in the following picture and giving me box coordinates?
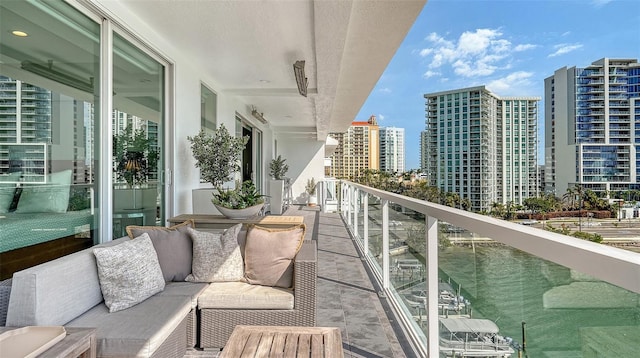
[293,240,317,315]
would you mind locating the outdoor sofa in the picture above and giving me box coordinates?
[4,220,317,357]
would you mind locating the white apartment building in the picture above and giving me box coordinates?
[424,86,540,212]
[545,58,640,196]
[379,126,405,174]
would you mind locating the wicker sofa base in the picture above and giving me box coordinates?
[151,314,188,358]
[199,240,317,349]
[200,308,316,349]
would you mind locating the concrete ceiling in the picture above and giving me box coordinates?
[0,0,426,141]
[117,0,426,141]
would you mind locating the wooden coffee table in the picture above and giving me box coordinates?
[221,325,343,357]
[0,327,96,358]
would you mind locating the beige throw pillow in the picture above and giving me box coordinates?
[93,233,165,313]
[185,224,244,282]
[243,224,306,288]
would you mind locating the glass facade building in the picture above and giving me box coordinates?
[545,58,640,196]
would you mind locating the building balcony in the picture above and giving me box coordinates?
[320,179,640,357]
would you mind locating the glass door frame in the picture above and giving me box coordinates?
[94,14,175,241]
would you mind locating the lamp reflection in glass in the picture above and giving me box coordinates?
[125,158,142,172]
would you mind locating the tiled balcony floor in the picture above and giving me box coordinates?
[185,206,410,357]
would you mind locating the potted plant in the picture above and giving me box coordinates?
[269,155,289,214]
[113,126,159,188]
[188,124,264,218]
[112,127,159,224]
[306,177,317,206]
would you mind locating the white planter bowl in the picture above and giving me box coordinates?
[214,203,264,219]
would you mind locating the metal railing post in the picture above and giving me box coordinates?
[354,189,359,238]
[382,198,390,290]
[347,185,353,227]
[426,215,439,357]
[363,193,369,255]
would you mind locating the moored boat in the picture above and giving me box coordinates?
[439,317,515,357]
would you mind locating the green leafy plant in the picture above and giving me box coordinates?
[269,155,289,180]
[187,124,249,187]
[212,180,266,209]
[113,127,159,187]
[305,177,316,195]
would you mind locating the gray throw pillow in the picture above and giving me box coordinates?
[93,233,165,313]
[243,224,306,288]
[126,220,195,282]
[185,224,244,283]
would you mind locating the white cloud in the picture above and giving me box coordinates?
[458,29,503,55]
[591,0,613,7]
[548,43,583,57]
[423,70,440,78]
[514,44,537,51]
[378,114,385,121]
[418,28,534,78]
[419,48,433,57]
[379,87,392,93]
[486,71,534,95]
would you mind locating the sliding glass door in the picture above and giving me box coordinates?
[112,33,165,237]
[0,0,171,277]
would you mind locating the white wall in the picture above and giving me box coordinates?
[276,138,326,204]
[95,1,275,217]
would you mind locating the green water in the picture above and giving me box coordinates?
[437,246,640,357]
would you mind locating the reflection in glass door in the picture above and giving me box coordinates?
[0,0,101,278]
[112,33,165,238]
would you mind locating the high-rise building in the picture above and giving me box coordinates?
[328,115,379,179]
[420,130,429,172]
[0,76,90,184]
[379,127,405,174]
[545,58,640,196]
[424,86,540,212]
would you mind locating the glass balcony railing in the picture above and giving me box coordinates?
[330,180,640,358]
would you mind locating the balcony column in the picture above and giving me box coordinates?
[363,193,369,256]
[382,198,390,289]
[425,215,439,357]
[353,189,359,238]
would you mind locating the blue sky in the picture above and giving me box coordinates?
[356,0,640,170]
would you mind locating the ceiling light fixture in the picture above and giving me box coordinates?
[12,30,28,37]
[293,60,308,97]
[21,60,94,93]
[251,106,268,124]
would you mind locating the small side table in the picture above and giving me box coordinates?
[221,325,343,357]
[0,327,96,358]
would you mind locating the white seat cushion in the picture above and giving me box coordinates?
[198,282,293,310]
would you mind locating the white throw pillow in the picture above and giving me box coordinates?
[185,224,244,282]
[93,233,165,312]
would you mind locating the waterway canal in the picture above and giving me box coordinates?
[437,245,640,357]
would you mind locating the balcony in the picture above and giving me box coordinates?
[303,180,640,357]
